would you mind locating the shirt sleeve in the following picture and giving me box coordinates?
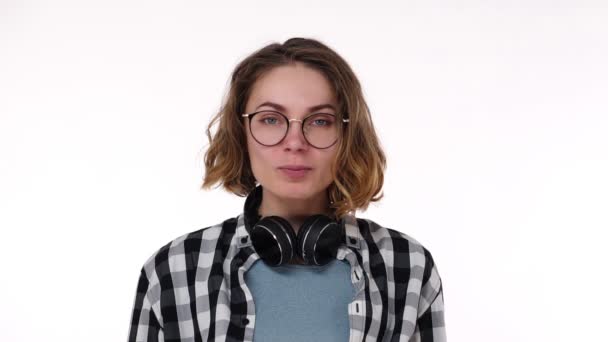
[127,268,163,342]
[410,251,447,342]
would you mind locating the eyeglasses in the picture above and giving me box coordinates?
[241,110,349,149]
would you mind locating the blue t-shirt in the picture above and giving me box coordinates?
[244,258,355,341]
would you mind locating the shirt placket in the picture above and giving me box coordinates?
[337,244,366,342]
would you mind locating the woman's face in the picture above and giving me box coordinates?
[244,62,339,202]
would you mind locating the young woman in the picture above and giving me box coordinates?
[128,37,446,342]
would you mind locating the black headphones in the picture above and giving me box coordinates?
[243,185,345,267]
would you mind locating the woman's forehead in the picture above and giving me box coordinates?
[247,64,337,111]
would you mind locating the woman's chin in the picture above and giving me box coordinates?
[267,182,320,200]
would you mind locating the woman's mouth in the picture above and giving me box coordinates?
[278,166,312,179]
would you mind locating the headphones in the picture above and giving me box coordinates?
[243,185,345,267]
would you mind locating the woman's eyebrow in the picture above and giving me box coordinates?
[255,101,336,112]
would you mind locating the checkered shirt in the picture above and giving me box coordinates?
[128,213,446,341]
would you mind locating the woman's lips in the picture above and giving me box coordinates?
[278,167,311,179]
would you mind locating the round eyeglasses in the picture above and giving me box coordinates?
[241,110,349,149]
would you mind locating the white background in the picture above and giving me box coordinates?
[1,1,607,341]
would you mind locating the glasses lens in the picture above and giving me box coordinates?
[250,111,288,146]
[303,113,339,148]
[249,111,340,148]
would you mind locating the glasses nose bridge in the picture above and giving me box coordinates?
[287,117,304,125]
[285,117,307,134]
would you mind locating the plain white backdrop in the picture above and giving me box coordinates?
[1,0,607,341]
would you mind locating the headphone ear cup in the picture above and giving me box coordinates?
[250,215,297,267]
[297,215,343,266]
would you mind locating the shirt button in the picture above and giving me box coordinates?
[242,317,250,325]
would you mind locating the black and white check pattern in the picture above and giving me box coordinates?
[128,212,446,341]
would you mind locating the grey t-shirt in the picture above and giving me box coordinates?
[244,258,355,341]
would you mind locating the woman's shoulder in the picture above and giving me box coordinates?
[137,216,237,278]
[354,216,440,267]
[354,216,426,247]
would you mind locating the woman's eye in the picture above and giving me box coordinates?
[259,116,281,125]
[308,116,335,127]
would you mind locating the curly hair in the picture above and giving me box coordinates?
[201,37,386,219]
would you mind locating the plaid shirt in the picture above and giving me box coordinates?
[128,212,446,342]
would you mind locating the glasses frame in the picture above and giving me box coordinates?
[241,110,350,149]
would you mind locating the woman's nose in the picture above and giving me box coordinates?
[282,120,309,150]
